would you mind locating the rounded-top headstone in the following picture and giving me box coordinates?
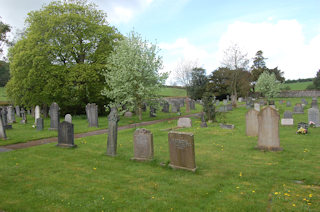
[65,114,72,123]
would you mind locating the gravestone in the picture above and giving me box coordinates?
[246,99,253,109]
[311,99,318,109]
[281,110,293,126]
[161,102,169,113]
[15,106,20,117]
[238,97,243,102]
[49,102,60,130]
[218,105,228,112]
[86,103,98,127]
[0,114,7,140]
[132,128,154,161]
[7,106,15,124]
[185,98,190,113]
[177,118,192,128]
[286,101,291,107]
[65,114,72,123]
[293,103,304,114]
[34,105,41,124]
[20,109,27,124]
[124,111,133,117]
[246,109,259,136]
[149,106,156,117]
[168,131,196,172]
[301,99,308,105]
[57,121,76,148]
[257,107,282,151]
[36,117,44,131]
[106,107,119,157]
[171,102,180,113]
[254,103,260,112]
[226,104,233,111]
[308,108,320,127]
[223,99,228,105]
[190,100,196,110]
[215,100,220,106]
[1,108,11,129]
[200,113,207,128]
[220,123,234,129]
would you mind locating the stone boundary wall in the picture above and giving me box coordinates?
[279,90,320,98]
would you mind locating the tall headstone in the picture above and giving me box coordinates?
[106,107,119,157]
[161,102,169,113]
[200,113,207,128]
[311,99,318,109]
[185,98,190,113]
[36,117,44,131]
[86,103,98,127]
[177,118,192,128]
[132,128,154,161]
[168,131,196,172]
[15,106,20,117]
[246,109,259,136]
[0,114,7,140]
[293,103,304,114]
[1,108,11,129]
[308,108,320,127]
[49,102,60,130]
[20,109,27,124]
[281,111,294,126]
[57,121,76,148]
[65,114,72,123]
[257,107,282,151]
[254,103,260,112]
[7,106,15,124]
[34,105,41,124]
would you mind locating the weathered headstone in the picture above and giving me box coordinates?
[161,101,169,113]
[168,131,196,172]
[49,102,60,130]
[190,100,196,110]
[246,109,259,136]
[293,103,304,114]
[20,109,27,124]
[257,107,282,151]
[57,121,76,148]
[238,97,243,102]
[34,105,41,124]
[254,103,260,111]
[218,105,228,112]
[308,108,320,127]
[185,98,190,113]
[1,108,11,129]
[226,104,233,111]
[177,118,192,128]
[65,114,72,123]
[284,111,293,119]
[281,111,294,126]
[106,107,119,157]
[171,102,180,113]
[15,106,20,117]
[286,101,291,107]
[7,106,15,124]
[132,128,154,161]
[311,99,318,109]
[86,103,98,127]
[149,106,156,117]
[124,111,133,117]
[246,98,253,109]
[200,113,207,128]
[223,99,228,105]
[36,117,44,131]
[0,114,7,140]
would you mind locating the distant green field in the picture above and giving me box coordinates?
[285,81,312,90]
[0,87,7,101]
[158,87,187,97]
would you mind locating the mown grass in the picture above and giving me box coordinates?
[285,81,313,90]
[0,97,319,211]
[0,87,7,101]
[1,104,201,146]
[158,87,187,97]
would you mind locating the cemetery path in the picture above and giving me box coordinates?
[1,113,201,152]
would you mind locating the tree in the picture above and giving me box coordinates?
[6,0,121,114]
[0,18,10,56]
[187,67,208,100]
[0,60,10,86]
[312,69,320,90]
[202,91,215,121]
[221,44,249,105]
[255,72,282,98]
[101,31,167,120]
[173,59,198,86]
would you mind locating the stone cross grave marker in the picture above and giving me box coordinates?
[49,102,60,130]
[36,117,44,131]
[132,128,154,161]
[65,114,72,123]
[86,103,98,127]
[246,109,259,136]
[168,131,196,172]
[57,121,76,148]
[106,107,119,157]
[177,117,192,128]
[308,108,320,127]
[257,107,282,151]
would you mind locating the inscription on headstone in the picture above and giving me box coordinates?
[132,128,154,161]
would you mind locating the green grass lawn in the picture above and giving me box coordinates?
[1,104,202,146]
[0,97,319,211]
[285,81,313,90]
[0,87,7,101]
[158,87,187,97]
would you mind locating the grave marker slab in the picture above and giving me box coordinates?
[246,109,259,136]
[15,106,20,117]
[36,117,44,131]
[86,103,98,127]
[161,102,169,113]
[35,105,41,124]
[293,103,304,114]
[132,128,154,161]
[57,121,76,148]
[0,114,7,140]
[7,106,15,124]
[308,108,320,127]
[49,102,60,130]
[177,118,192,128]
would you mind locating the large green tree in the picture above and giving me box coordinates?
[0,18,10,56]
[312,69,320,90]
[187,67,208,100]
[255,72,282,98]
[101,31,167,120]
[0,60,9,86]
[6,0,121,113]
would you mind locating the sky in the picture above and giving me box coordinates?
[1,0,320,84]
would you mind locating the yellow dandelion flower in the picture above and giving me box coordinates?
[240,192,244,195]
[274,192,278,195]
[252,190,255,193]
[236,186,240,189]
[152,196,155,199]
[292,204,296,207]
[296,194,300,197]
[102,197,104,200]
[303,198,307,201]
[93,167,97,170]
[239,172,242,177]
[308,203,311,205]
[309,194,312,198]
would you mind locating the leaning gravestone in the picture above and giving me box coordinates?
[308,108,320,127]
[162,101,169,113]
[65,114,72,123]
[257,107,282,151]
[246,109,259,136]
[132,128,154,161]
[254,103,260,112]
[286,101,291,107]
[86,103,98,127]
[293,103,304,114]
[168,131,196,172]
[49,102,60,130]
[36,117,44,131]
[7,106,15,124]
[15,106,20,117]
[57,121,76,148]
[281,111,294,126]
[177,118,192,128]
[0,114,7,140]
[34,105,41,124]
[106,107,119,157]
